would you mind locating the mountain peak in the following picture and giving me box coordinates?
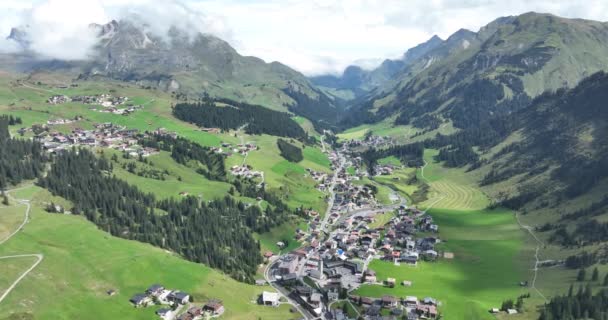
[6,27,30,49]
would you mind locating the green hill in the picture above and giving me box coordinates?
[0,185,298,320]
[344,13,608,130]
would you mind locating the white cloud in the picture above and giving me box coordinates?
[1,0,607,74]
[0,0,232,60]
[193,0,608,75]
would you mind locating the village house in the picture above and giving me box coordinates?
[381,295,398,308]
[261,291,279,307]
[203,300,225,316]
[155,308,174,320]
[167,291,190,305]
[129,294,151,307]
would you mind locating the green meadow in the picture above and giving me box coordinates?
[0,75,330,252]
[0,186,299,320]
[353,148,533,319]
[355,208,527,320]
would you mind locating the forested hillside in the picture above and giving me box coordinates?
[477,72,608,209]
[172,98,308,139]
[0,115,46,188]
[37,148,289,282]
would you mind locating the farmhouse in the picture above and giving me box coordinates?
[167,291,190,305]
[203,300,225,315]
[261,291,279,306]
[146,284,165,297]
[156,308,174,320]
[129,294,151,307]
[381,295,398,308]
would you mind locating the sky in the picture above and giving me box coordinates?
[1,0,608,75]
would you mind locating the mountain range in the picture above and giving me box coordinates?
[2,19,340,129]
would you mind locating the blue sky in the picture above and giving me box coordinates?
[2,0,608,75]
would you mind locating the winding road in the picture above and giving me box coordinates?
[0,187,45,305]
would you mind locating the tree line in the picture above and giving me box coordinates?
[539,287,608,320]
[0,115,46,189]
[359,142,425,173]
[277,139,303,162]
[172,97,307,140]
[37,148,288,282]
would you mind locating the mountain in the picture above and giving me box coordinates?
[472,71,608,204]
[347,12,608,128]
[309,34,444,99]
[2,19,340,129]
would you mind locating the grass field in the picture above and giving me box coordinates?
[0,203,25,240]
[226,134,330,213]
[0,74,329,212]
[0,185,299,320]
[255,218,307,254]
[337,120,412,141]
[105,149,234,201]
[0,256,39,294]
[354,207,527,319]
[419,149,490,210]
[352,147,536,319]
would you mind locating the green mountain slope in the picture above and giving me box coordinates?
[310,35,444,99]
[347,12,608,129]
[2,19,340,129]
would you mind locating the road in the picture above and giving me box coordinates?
[515,213,548,302]
[267,143,408,319]
[0,187,45,305]
[319,151,347,233]
[0,254,44,304]
[263,257,315,319]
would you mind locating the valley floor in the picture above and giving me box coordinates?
[353,150,540,320]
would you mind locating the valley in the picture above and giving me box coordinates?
[0,7,607,320]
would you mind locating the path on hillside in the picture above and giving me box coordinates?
[19,82,57,94]
[0,187,45,305]
[515,213,548,302]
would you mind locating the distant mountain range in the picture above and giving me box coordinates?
[310,34,444,99]
[2,19,340,129]
[339,12,608,128]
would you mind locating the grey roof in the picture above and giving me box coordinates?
[129,293,148,304]
[147,284,164,292]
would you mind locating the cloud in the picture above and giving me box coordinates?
[1,0,607,74]
[193,0,608,75]
[0,0,232,60]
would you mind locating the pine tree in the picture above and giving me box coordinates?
[593,267,599,281]
[577,268,587,281]
[603,273,608,286]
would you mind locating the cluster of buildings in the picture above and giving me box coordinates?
[377,208,440,265]
[129,284,190,308]
[210,142,258,157]
[47,93,142,115]
[374,164,396,176]
[343,135,395,150]
[230,164,263,179]
[129,284,225,320]
[33,122,159,157]
[46,118,76,126]
[306,168,328,184]
[348,294,438,319]
[263,141,447,319]
[47,93,128,106]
